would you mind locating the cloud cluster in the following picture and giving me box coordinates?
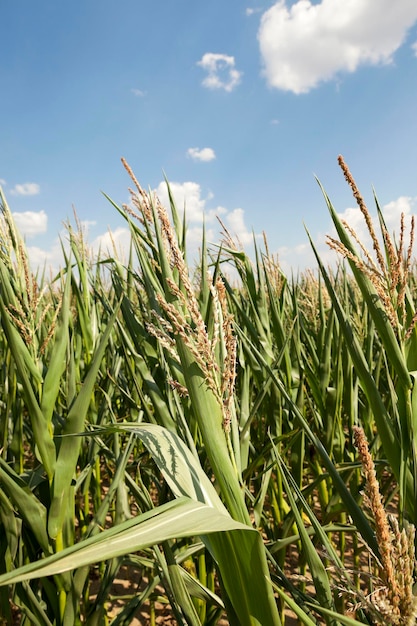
[337,195,416,244]
[155,181,209,222]
[187,147,216,162]
[197,53,242,92]
[25,242,63,274]
[258,0,417,93]
[276,194,417,274]
[10,182,40,196]
[12,210,47,238]
[21,190,417,279]
[224,207,254,246]
[154,180,253,246]
[382,195,415,227]
[90,226,131,260]
[15,178,255,274]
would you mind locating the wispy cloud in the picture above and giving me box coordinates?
[258,0,417,94]
[197,53,242,92]
[187,147,216,162]
[131,88,146,97]
[246,8,261,16]
[412,41,417,56]
[80,219,97,231]
[12,210,47,238]
[0,178,6,186]
[10,182,40,196]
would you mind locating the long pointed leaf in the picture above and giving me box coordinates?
[48,301,121,539]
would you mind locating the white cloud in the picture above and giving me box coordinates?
[90,226,132,261]
[156,181,207,221]
[186,225,216,249]
[80,219,97,232]
[10,182,40,196]
[224,208,254,246]
[337,196,416,239]
[337,206,369,239]
[0,179,6,186]
[277,229,345,274]
[25,225,132,274]
[276,194,417,275]
[131,88,146,97]
[26,242,63,275]
[197,53,242,92]
[246,8,261,16]
[382,196,415,228]
[324,194,416,271]
[412,41,417,55]
[12,210,47,238]
[187,147,216,162]
[258,0,417,93]
[154,180,255,253]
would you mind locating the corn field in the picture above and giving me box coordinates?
[0,156,417,625]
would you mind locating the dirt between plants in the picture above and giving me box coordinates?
[91,563,299,625]
[88,564,229,625]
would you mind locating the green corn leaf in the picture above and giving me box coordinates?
[234,324,379,556]
[180,568,224,608]
[0,286,55,479]
[95,423,227,512]
[48,301,121,539]
[308,230,415,517]
[176,340,251,525]
[273,585,319,626]
[90,422,281,626]
[317,181,411,390]
[40,267,71,425]
[0,498,238,584]
[0,497,280,626]
[0,459,51,553]
[307,604,369,626]
[271,446,337,624]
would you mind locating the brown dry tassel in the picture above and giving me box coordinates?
[338,155,386,274]
[353,427,397,594]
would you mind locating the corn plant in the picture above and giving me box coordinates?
[0,189,135,625]
[1,156,417,625]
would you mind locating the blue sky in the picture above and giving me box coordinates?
[1,0,417,273]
